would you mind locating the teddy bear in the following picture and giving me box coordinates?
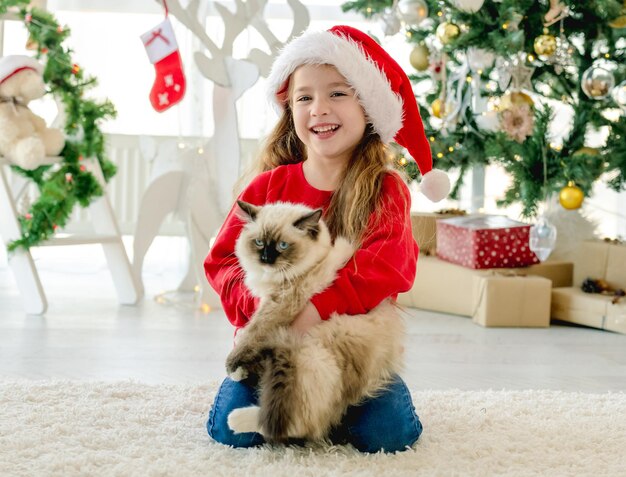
[0,55,64,170]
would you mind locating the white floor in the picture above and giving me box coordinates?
[1,237,625,392]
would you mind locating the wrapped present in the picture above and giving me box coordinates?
[410,209,466,256]
[397,255,477,315]
[551,288,610,329]
[436,215,539,269]
[472,273,551,327]
[552,240,626,335]
[397,255,573,315]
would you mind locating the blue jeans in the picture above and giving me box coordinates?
[206,375,422,453]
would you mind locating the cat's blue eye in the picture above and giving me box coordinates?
[278,241,289,250]
[254,238,264,247]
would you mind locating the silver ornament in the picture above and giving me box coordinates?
[529,215,557,262]
[466,47,495,73]
[611,80,626,112]
[397,0,429,29]
[581,66,615,100]
[379,8,401,36]
[454,0,485,13]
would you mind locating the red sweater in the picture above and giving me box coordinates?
[204,162,419,331]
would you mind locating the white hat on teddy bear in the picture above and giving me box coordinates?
[0,55,43,85]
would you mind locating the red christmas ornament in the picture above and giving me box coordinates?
[71,63,80,75]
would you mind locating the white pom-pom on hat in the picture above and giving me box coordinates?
[420,169,451,203]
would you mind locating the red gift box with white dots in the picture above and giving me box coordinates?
[436,215,540,269]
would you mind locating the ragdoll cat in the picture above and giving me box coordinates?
[225,200,405,443]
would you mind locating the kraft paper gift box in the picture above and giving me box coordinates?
[397,255,572,316]
[397,255,478,315]
[410,213,439,256]
[436,215,540,269]
[472,274,552,327]
[605,304,626,334]
[551,240,626,334]
[410,210,466,256]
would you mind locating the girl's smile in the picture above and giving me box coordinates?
[310,122,341,139]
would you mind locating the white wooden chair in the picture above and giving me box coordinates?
[0,156,142,314]
[0,7,141,314]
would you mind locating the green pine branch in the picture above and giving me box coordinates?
[1,0,117,251]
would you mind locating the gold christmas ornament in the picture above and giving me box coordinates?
[559,181,584,210]
[572,147,600,156]
[431,98,445,118]
[436,22,460,45]
[409,44,430,71]
[499,91,534,111]
[609,0,626,28]
[533,31,557,56]
[609,15,626,28]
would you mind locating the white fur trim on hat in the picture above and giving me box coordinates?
[0,55,43,84]
[266,30,403,144]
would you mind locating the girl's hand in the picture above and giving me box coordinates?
[291,302,322,335]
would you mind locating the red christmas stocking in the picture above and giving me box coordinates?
[141,17,186,112]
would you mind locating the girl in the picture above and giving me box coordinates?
[204,25,449,453]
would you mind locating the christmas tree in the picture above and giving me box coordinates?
[342,0,626,218]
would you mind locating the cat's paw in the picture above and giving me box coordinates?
[228,406,262,434]
[332,237,355,264]
[229,366,248,382]
[225,345,264,384]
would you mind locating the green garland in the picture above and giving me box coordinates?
[344,0,626,217]
[1,0,116,251]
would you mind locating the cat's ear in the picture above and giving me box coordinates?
[237,200,260,221]
[293,208,323,232]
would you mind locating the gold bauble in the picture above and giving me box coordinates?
[436,22,460,45]
[573,147,600,156]
[499,91,534,111]
[609,1,626,28]
[410,44,430,71]
[559,181,584,210]
[533,33,557,56]
[609,15,626,28]
[431,98,445,118]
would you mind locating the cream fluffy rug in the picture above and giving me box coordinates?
[1,381,624,477]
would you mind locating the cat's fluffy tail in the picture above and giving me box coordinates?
[258,344,299,442]
[258,335,344,442]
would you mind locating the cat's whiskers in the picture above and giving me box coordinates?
[223,264,247,298]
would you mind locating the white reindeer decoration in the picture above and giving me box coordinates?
[133,0,309,310]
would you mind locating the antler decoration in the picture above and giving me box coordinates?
[161,0,309,87]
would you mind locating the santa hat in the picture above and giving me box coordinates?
[266,25,450,202]
[0,55,43,85]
